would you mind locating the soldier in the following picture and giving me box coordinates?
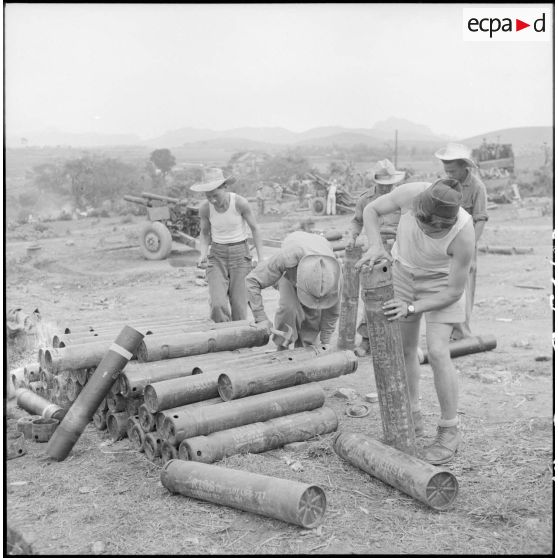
[434,143,488,340]
[326,178,338,215]
[347,159,406,356]
[245,230,342,350]
[356,178,475,464]
[192,168,264,323]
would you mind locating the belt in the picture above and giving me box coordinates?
[212,239,247,246]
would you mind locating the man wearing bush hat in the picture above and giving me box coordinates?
[356,178,475,465]
[246,230,343,349]
[435,143,488,340]
[347,159,406,357]
[191,168,264,323]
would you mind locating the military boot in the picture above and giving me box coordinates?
[422,425,461,465]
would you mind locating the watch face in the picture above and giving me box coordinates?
[408,305,415,314]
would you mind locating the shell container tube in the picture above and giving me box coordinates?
[46,326,144,461]
[333,431,459,511]
[161,460,327,529]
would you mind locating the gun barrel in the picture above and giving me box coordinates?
[141,192,180,204]
[123,195,150,205]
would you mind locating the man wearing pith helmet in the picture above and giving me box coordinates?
[191,168,264,323]
[346,158,406,357]
[246,230,343,350]
[435,143,488,340]
[356,178,475,465]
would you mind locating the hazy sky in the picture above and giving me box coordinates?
[4,3,554,139]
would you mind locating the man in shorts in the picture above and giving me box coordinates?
[356,178,475,464]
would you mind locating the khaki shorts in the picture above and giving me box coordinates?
[392,260,465,324]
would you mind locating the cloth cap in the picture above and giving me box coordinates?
[415,179,463,220]
[434,143,476,167]
[372,159,406,185]
[296,254,342,309]
[190,168,236,192]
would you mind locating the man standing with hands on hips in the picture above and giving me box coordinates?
[356,178,475,465]
[192,168,264,323]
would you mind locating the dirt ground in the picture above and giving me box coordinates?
[4,201,554,555]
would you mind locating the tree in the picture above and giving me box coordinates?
[149,149,176,177]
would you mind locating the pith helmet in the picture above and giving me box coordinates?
[296,254,342,309]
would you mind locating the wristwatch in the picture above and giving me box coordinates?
[406,304,416,316]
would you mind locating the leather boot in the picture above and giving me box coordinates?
[422,425,461,465]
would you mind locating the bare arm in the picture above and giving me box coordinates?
[245,247,304,323]
[356,182,430,269]
[236,196,264,262]
[474,220,486,243]
[197,202,211,264]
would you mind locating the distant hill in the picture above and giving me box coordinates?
[459,126,553,151]
[6,128,142,148]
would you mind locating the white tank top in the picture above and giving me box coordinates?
[209,192,248,244]
[391,207,471,274]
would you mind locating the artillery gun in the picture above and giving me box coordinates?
[305,173,357,216]
[123,192,201,260]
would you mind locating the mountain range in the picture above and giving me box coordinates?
[6,118,552,151]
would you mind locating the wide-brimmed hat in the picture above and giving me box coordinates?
[190,168,236,192]
[414,178,463,222]
[434,143,476,167]
[373,159,406,185]
[296,254,342,309]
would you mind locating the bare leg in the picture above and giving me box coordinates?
[425,322,457,420]
[399,319,422,411]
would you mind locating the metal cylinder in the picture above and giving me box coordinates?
[126,416,141,438]
[128,422,146,452]
[419,334,497,364]
[136,322,269,362]
[333,432,459,510]
[106,393,127,412]
[182,407,338,464]
[93,409,108,431]
[62,316,207,335]
[155,398,223,433]
[66,378,82,402]
[360,263,416,455]
[218,350,358,401]
[46,325,144,461]
[161,459,326,528]
[337,245,362,350]
[31,418,59,443]
[138,404,157,433]
[144,431,163,461]
[189,344,329,376]
[164,383,326,446]
[15,388,67,421]
[24,364,41,383]
[7,432,26,460]
[17,415,41,439]
[44,341,135,375]
[120,357,199,398]
[161,441,179,465]
[143,371,222,413]
[125,397,143,417]
[107,411,128,441]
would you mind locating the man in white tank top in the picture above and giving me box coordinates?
[191,168,264,322]
[356,178,475,465]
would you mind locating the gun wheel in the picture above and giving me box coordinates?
[139,221,173,260]
[310,197,327,216]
